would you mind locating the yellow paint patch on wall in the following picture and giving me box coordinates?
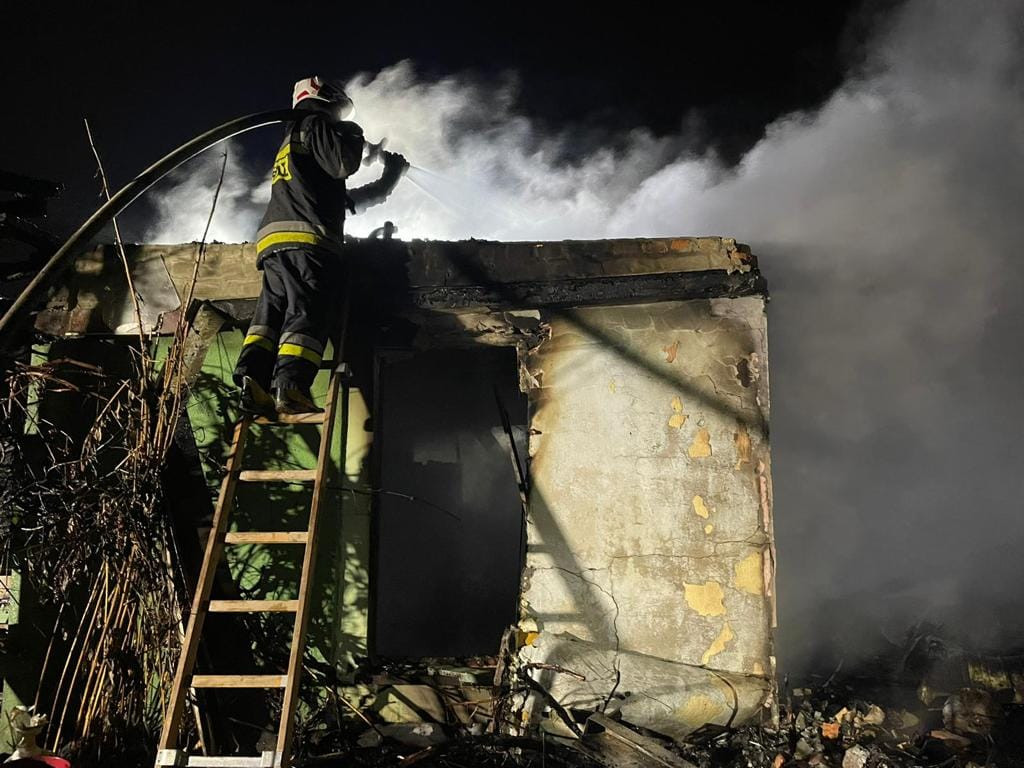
[734,422,752,469]
[609,379,617,393]
[704,523,714,535]
[733,551,764,595]
[675,693,727,728]
[663,340,680,363]
[668,396,688,429]
[684,581,726,616]
[689,427,712,457]
[701,621,735,665]
[692,495,710,519]
[752,661,765,676]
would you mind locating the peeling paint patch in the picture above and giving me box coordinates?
[735,357,753,388]
[684,581,725,616]
[668,396,688,429]
[756,458,777,628]
[692,495,710,519]
[688,427,712,458]
[701,621,735,665]
[704,523,714,535]
[676,693,727,726]
[737,352,762,388]
[726,244,752,274]
[663,340,679,363]
[734,552,764,595]
[734,422,751,469]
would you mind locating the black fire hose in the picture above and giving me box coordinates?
[0,109,301,345]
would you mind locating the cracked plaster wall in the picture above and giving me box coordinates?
[519,297,775,735]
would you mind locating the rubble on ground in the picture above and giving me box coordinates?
[678,685,1023,768]
[678,623,1024,768]
[7,618,1024,767]
[290,676,1024,768]
[288,625,1024,768]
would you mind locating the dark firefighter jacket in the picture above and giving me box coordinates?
[254,110,365,264]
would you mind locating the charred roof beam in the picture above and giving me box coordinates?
[409,269,766,311]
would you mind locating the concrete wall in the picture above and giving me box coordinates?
[518,297,775,737]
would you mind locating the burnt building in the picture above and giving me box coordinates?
[6,234,775,748]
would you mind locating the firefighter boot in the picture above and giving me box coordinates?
[239,376,276,417]
[275,386,324,415]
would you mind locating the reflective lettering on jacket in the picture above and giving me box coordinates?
[255,112,364,264]
[271,144,292,184]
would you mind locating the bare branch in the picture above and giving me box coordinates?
[83,118,149,362]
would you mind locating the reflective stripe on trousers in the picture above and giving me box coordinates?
[232,247,341,391]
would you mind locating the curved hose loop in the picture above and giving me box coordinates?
[0,108,301,342]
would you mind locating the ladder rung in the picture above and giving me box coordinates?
[224,532,308,545]
[238,469,317,483]
[252,412,325,426]
[208,600,299,613]
[191,675,287,688]
[186,756,278,768]
[162,749,275,768]
[320,360,351,375]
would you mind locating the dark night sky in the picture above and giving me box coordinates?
[1,0,871,234]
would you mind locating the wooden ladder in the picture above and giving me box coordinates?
[157,323,350,768]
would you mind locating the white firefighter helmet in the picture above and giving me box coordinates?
[292,76,354,121]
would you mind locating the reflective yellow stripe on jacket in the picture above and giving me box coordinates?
[256,230,322,252]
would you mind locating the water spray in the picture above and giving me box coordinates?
[403,164,519,226]
[404,165,465,212]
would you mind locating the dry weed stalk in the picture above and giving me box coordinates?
[2,354,184,764]
[0,136,230,764]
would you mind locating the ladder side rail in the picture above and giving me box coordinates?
[275,281,351,764]
[158,418,252,752]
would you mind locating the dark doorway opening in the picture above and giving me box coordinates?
[371,345,527,658]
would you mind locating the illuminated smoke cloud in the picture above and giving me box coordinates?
[143,144,269,245]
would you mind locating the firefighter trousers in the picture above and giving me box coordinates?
[233,247,341,392]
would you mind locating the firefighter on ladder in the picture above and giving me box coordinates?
[234,76,408,415]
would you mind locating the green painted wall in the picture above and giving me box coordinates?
[1,573,26,754]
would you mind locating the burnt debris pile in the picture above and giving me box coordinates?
[680,624,1024,768]
[281,624,1024,768]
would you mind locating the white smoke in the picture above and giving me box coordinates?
[143,143,269,244]
[143,1,1024,665]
